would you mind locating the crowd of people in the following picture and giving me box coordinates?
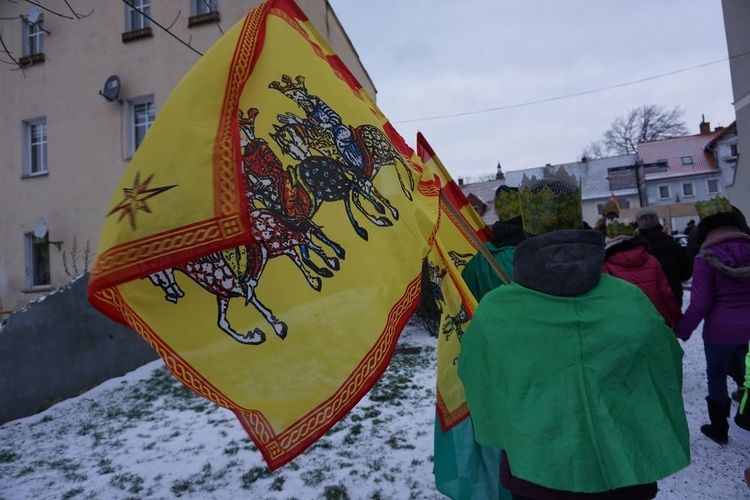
[452,169,750,500]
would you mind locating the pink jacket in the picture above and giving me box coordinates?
[602,243,683,327]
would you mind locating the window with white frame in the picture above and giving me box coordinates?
[23,117,47,176]
[658,185,670,200]
[22,17,44,56]
[707,179,720,195]
[681,156,693,165]
[125,0,151,31]
[619,199,631,209]
[682,182,695,198]
[24,232,50,288]
[128,96,155,156]
[192,0,218,15]
[596,203,604,215]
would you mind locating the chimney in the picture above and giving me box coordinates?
[699,114,711,135]
[495,161,505,181]
[458,177,464,186]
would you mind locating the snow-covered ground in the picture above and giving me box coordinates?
[2,292,750,499]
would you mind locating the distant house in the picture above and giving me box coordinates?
[459,155,640,228]
[636,120,729,230]
[465,193,488,217]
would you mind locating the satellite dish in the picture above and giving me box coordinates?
[27,5,41,24]
[99,75,122,103]
[34,216,48,239]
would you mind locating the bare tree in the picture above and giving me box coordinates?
[583,104,689,158]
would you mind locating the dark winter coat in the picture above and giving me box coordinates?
[638,225,692,306]
[602,239,682,327]
[675,226,750,344]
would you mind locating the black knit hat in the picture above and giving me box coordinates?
[696,206,750,247]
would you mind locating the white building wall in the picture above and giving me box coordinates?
[722,0,750,216]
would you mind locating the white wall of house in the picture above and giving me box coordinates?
[0,0,375,311]
[722,0,750,217]
[645,175,724,207]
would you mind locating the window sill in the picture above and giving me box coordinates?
[188,11,220,27]
[22,285,53,294]
[19,53,45,67]
[122,27,153,43]
[21,171,49,179]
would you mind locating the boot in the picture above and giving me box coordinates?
[700,396,730,444]
[745,467,750,488]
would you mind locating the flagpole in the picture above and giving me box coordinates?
[439,191,511,286]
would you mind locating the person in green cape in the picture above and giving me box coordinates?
[433,186,524,500]
[461,185,525,302]
[458,167,690,499]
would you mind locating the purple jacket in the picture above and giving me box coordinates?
[675,227,750,344]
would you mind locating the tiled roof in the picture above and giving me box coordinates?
[502,154,638,200]
[459,155,638,224]
[637,132,720,181]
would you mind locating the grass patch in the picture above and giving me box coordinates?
[110,472,144,494]
[61,487,84,499]
[97,458,115,475]
[323,483,349,500]
[240,465,273,489]
[170,462,227,496]
[49,458,87,482]
[301,468,326,487]
[0,449,19,463]
[343,424,363,445]
[270,476,285,491]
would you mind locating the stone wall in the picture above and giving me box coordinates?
[0,275,158,424]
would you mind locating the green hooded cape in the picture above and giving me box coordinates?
[458,274,690,493]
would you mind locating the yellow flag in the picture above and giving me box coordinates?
[416,133,493,430]
[88,0,438,469]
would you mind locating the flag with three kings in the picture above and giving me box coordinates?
[417,135,510,499]
[88,0,438,469]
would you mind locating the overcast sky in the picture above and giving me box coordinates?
[327,1,736,181]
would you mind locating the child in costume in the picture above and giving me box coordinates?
[461,185,524,302]
[458,167,690,499]
[675,197,750,445]
[601,220,682,327]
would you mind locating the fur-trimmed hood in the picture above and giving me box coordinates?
[700,227,750,281]
[700,248,750,281]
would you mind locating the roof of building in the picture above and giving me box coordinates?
[637,131,721,181]
[459,154,639,208]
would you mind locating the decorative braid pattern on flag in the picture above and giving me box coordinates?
[436,387,469,428]
[215,10,264,217]
[91,216,244,278]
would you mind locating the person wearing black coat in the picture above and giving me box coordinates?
[635,209,692,307]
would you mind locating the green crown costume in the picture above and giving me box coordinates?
[494,187,522,223]
[695,195,732,220]
[606,220,634,239]
[519,166,582,235]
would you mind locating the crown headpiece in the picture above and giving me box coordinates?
[695,195,732,220]
[519,166,582,235]
[494,186,521,222]
[606,219,634,239]
[269,74,307,94]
